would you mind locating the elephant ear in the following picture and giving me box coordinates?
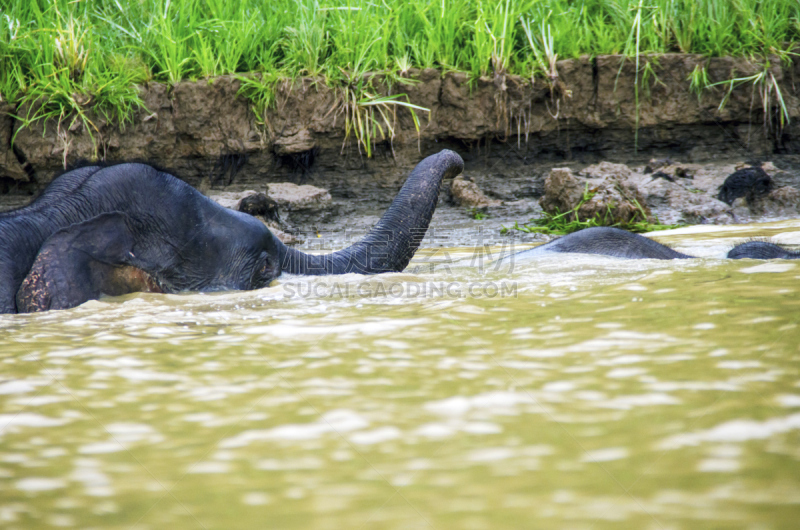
[16,212,162,313]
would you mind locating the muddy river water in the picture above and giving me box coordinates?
[1,220,799,529]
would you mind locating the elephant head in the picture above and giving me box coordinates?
[12,150,464,312]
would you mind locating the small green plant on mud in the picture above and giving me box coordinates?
[235,73,278,129]
[469,208,488,221]
[639,59,665,100]
[335,84,428,158]
[710,61,791,134]
[323,5,429,158]
[501,184,679,236]
[395,53,413,77]
[616,0,658,152]
[520,17,558,87]
[687,64,711,102]
[517,16,570,146]
[472,0,522,78]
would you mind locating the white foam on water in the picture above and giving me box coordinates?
[373,339,411,350]
[79,423,163,454]
[47,514,74,527]
[105,423,161,442]
[241,492,271,506]
[708,445,742,458]
[516,349,565,358]
[143,326,176,336]
[738,263,796,274]
[16,477,66,491]
[467,447,515,462]
[71,458,114,497]
[561,331,682,357]
[41,447,67,459]
[187,461,230,474]
[115,369,184,382]
[185,384,250,402]
[717,360,762,370]
[220,409,369,448]
[500,361,552,370]
[648,381,740,392]
[659,413,800,449]
[86,357,144,368]
[78,442,124,455]
[581,447,629,462]
[255,457,324,471]
[595,393,680,410]
[542,381,575,392]
[10,396,67,407]
[413,423,457,438]
[0,381,40,394]
[596,355,648,366]
[777,395,800,407]
[349,427,401,445]
[244,318,428,340]
[575,391,607,402]
[46,347,120,358]
[461,422,502,434]
[605,367,646,378]
[182,413,217,424]
[620,284,647,291]
[0,413,68,437]
[424,391,535,417]
[423,397,470,416]
[698,458,741,473]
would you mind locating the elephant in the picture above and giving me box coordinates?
[1,150,464,314]
[508,226,800,262]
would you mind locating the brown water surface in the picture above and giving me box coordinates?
[1,221,799,529]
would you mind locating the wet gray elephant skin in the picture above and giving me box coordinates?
[510,226,800,262]
[1,150,464,313]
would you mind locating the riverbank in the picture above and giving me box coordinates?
[3,55,800,233]
[3,54,800,190]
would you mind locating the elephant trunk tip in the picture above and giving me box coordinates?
[436,149,465,178]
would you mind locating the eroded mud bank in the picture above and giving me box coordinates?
[2,55,800,224]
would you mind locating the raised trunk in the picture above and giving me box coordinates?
[277,150,463,275]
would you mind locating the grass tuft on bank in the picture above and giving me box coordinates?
[502,184,681,235]
[2,0,799,146]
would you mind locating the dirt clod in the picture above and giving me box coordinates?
[540,164,652,225]
[266,182,331,211]
[449,176,501,209]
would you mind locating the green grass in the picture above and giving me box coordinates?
[502,210,680,236]
[709,59,792,134]
[501,184,681,235]
[468,207,489,220]
[2,0,799,155]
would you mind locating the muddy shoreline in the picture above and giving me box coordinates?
[3,54,800,239]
